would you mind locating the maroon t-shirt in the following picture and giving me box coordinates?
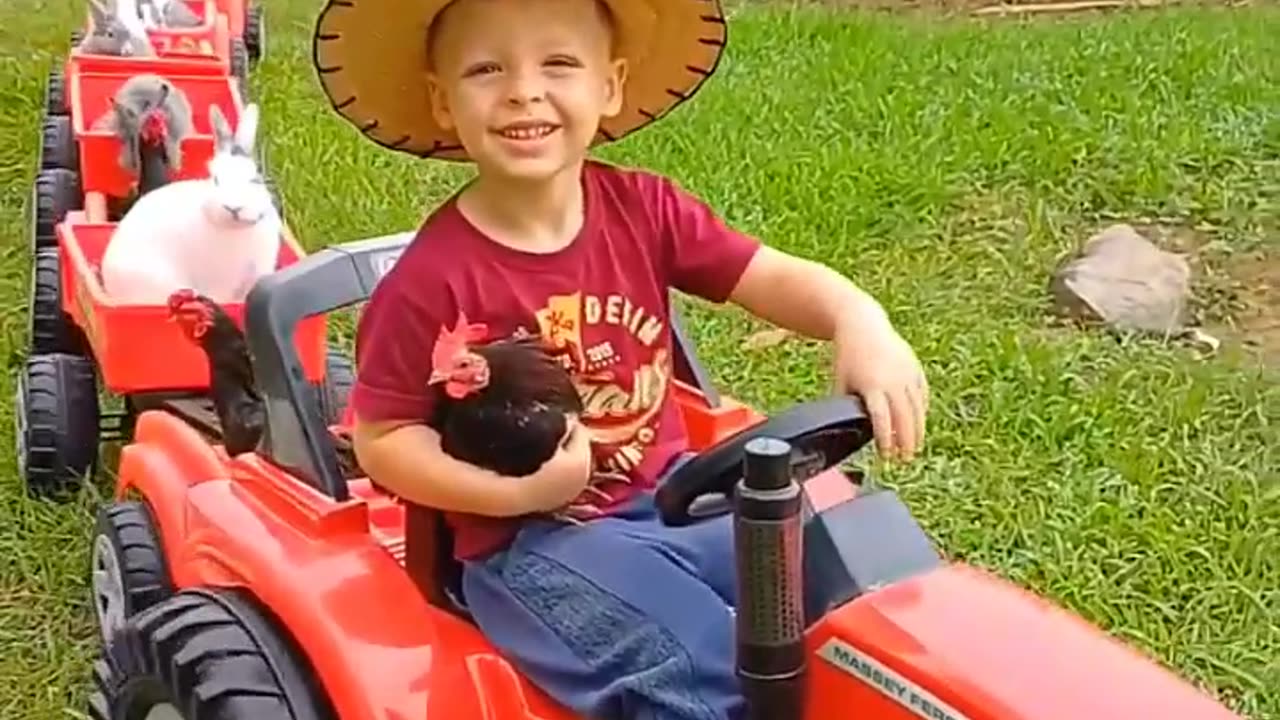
[350,160,761,559]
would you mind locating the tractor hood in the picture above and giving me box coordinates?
[802,563,1241,720]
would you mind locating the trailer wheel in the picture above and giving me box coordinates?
[29,247,88,356]
[90,589,337,720]
[317,347,354,425]
[32,168,83,253]
[230,37,249,93]
[90,500,173,650]
[41,115,79,172]
[46,68,68,116]
[245,1,264,64]
[15,353,100,499]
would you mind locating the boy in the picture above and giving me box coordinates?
[313,0,929,717]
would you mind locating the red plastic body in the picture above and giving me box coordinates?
[112,382,1243,720]
[70,67,242,198]
[213,0,247,38]
[57,211,326,395]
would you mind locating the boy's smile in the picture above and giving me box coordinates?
[425,0,627,182]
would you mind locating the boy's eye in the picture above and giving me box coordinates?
[545,55,582,68]
[462,62,500,77]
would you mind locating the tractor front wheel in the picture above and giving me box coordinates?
[16,352,99,499]
[90,589,336,720]
[90,500,173,650]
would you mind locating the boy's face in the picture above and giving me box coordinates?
[425,0,628,182]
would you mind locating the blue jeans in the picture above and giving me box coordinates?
[460,460,744,720]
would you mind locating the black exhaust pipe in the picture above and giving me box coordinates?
[735,436,806,720]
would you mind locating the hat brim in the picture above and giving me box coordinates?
[312,0,727,161]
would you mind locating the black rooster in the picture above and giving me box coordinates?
[168,290,264,456]
[427,313,584,478]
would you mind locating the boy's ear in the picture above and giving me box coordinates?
[426,71,455,131]
[601,57,628,118]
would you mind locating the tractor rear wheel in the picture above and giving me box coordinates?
[90,589,336,720]
[317,346,354,425]
[32,168,82,253]
[29,247,88,356]
[15,352,100,499]
[41,115,79,172]
[90,500,173,650]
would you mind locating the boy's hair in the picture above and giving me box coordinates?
[424,0,620,71]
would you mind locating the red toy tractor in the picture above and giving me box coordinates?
[82,232,1245,720]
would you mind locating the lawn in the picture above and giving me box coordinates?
[2,0,1278,718]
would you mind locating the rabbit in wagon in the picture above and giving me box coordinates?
[100,102,282,307]
[77,0,155,56]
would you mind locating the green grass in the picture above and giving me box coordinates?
[3,1,1278,718]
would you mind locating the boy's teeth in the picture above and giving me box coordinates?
[502,125,552,139]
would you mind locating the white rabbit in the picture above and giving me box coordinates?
[100,102,282,307]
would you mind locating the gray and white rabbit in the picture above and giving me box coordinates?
[94,73,194,178]
[137,0,202,29]
[77,0,155,56]
[100,103,283,307]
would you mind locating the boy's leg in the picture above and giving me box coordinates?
[461,518,745,720]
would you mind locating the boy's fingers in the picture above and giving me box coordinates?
[863,391,894,458]
[909,381,927,456]
[888,388,917,460]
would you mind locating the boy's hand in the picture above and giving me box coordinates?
[518,418,594,513]
[832,312,929,462]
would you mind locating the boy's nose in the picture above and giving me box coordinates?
[504,70,546,105]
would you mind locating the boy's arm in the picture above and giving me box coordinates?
[353,418,531,517]
[725,245,894,341]
[653,175,927,459]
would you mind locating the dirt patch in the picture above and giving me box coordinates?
[1131,222,1280,367]
[1199,248,1280,367]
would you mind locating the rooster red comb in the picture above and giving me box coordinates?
[428,311,491,399]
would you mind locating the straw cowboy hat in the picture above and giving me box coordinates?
[311,0,728,161]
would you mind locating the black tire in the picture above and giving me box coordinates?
[317,347,355,425]
[41,114,79,172]
[71,29,85,47]
[32,167,83,253]
[15,353,100,499]
[91,589,336,720]
[245,1,264,64]
[230,37,249,93]
[90,501,173,650]
[46,67,68,116]
[29,247,89,356]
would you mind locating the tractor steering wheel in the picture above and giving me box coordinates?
[655,395,875,526]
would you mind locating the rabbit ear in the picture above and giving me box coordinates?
[234,103,259,155]
[88,0,109,24]
[209,104,233,151]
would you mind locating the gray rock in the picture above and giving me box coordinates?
[1049,223,1192,335]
